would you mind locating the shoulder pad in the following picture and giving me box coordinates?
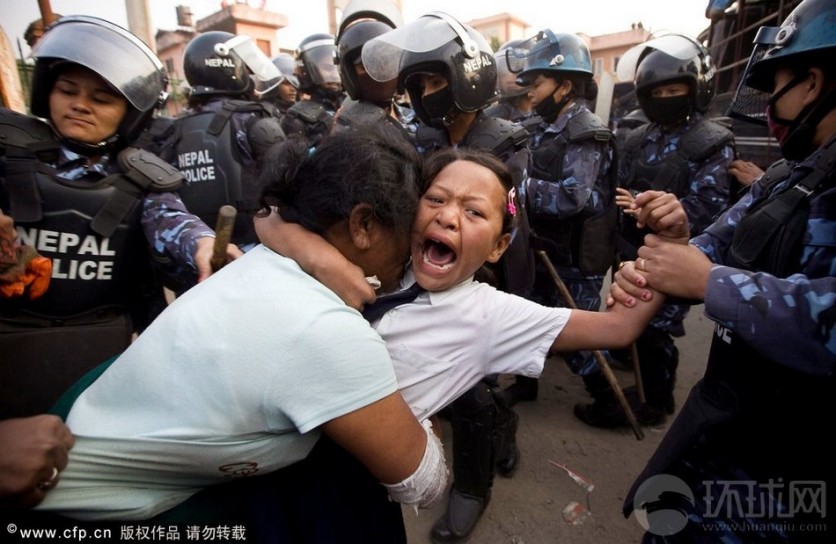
[680,118,735,162]
[247,116,286,157]
[755,159,794,192]
[466,116,529,154]
[0,108,58,159]
[620,124,649,155]
[117,147,183,192]
[565,110,613,143]
[336,100,389,128]
[287,101,329,124]
[415,125,447,150]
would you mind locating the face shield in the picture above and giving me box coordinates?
[299,39,341,85]
[215,34,283,97]
[361,12,480,83]
[337,0,404,38]
[726,26,786,126]
[616,34,704,82]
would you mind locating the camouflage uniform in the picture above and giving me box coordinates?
[616,113,734,416]
[625,143,836,543]
[526,100,616,376]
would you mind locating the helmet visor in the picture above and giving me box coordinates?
[33,15,166,112]
[725,27,781,126]
[338,0,404,38]
[361,12,479,83]
[616,34,704,82]
[300,40,341,85]
[216,34,282,96]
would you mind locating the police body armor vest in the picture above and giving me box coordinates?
[466,115,536,296]
[624,142,836,520]
[165,100,273,246]
[617,118,734,257]
[0,108,182,418]
[280,100,334,148]
[526,109,618,275]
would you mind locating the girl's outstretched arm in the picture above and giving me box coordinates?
[551,288,664,353]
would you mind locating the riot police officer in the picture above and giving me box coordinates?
[505,29,619,417]
[364,13,534,542]
[280,33,344,146]
[576,33,734,428]
[261,52,300,116]
[158,31,285,290]
[619,1,835,539]
[0,16,223,455]
[332,0,418,136]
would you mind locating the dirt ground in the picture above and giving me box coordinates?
[403,305,714,544]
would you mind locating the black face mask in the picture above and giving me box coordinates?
[641,95,692,126]
[421,86,456,129]
[534,92,571,124]
[766,73,836,161]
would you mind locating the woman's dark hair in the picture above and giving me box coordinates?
[258,126,422,236]
[422,147,518,235]
[545,72,598,102]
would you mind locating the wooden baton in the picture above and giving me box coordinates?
[537,250,645,441]
[210,205,237,272]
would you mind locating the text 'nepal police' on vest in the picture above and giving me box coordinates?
[0,16,216,420]
[155,31,286,268]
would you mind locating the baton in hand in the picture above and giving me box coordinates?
[210,205,237,272]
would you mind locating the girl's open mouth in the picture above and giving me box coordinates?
[422,239,457,271]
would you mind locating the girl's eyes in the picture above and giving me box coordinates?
[466,208,484,218]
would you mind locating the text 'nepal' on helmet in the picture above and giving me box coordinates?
[618,34,715,115]
[30,15,168,145]
[507,30,593,86]
[727,0,836,125]
[360,11,498,125]
[295,33,341,91]
[495,39,531,99]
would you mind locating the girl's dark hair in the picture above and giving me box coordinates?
[422,147,518,235]
[258,126,422,236]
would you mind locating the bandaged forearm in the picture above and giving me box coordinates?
[382,418,448,509]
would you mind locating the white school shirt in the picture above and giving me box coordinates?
[37,245,398,521]
[374,270,571,421]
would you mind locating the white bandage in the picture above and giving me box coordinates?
[382,419,448,509]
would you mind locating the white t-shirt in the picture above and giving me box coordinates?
[37,245,398,520]
[375,270,570,421]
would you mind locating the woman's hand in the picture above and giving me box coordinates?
[607,260,652,308]
[0,415,75,508]
[615,188,638,215]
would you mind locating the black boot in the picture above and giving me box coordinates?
[500,375,538,406]
[573,372,627,428]
[431,383,497,543]
[492,389,519,478]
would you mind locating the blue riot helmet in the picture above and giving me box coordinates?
[507,30,593,86]
[30,15,168,148]
[361,12,497,127]
[727,0,836,159]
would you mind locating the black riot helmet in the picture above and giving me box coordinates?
[361,12,498,127]
[30,15,168,148]
[183,31,281,99]
[272,53,300,89]
[618,34,716,119]
[295,33,341,92]
[336,20,395,100]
